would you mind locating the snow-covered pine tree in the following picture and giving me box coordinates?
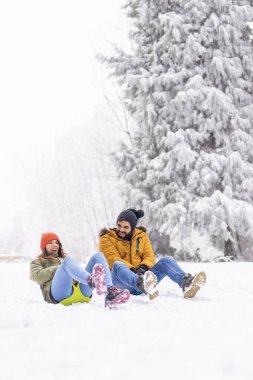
[101,0,253,261]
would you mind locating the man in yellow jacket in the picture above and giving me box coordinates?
[99,208,206,300]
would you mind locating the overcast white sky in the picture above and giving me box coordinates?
[0,0,126,226]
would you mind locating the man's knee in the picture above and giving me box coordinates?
[113,261,123,269]
[158,256,176,266]
[112,261,127,272]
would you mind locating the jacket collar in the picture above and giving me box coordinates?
[108,228,143,241]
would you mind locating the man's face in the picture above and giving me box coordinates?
[116,220,131,238]
[45,240,60,255]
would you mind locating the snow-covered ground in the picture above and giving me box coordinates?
[1,260,252,380]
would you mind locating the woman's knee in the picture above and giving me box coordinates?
[93,252,105,261]
[62,256,75,268]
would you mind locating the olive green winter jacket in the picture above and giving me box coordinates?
[30,254,63,304]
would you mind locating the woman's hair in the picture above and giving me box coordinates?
[37,241,67,260]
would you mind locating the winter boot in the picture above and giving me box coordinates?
[88,263,106,295]
[136,271,159,301]
[105,286,130,308]
[181,271,206,299]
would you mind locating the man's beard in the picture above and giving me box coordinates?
[116,230,127,238]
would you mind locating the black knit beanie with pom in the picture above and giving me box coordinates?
[117,209,144,240]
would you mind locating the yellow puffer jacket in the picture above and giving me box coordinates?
[99,227,156,270]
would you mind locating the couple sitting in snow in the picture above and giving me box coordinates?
[30,208,206,308]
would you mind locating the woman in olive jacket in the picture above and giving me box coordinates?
[30,232,130,308]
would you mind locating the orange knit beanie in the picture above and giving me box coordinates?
[40,232,60,251]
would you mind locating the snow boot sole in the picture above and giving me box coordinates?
[105,289,130,308]
[184,271,206,299]
[143,271,159,301]
[92,263,106,295]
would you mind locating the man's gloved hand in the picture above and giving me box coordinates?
[130,267,138,274]
[137,264,149,276]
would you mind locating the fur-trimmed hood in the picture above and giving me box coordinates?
[99,226,147,238]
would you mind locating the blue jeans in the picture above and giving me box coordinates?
[111,257,186,295]
[51,252,113,302]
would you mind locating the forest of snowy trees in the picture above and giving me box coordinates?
[100,0,253,261]
[2,0,253,262]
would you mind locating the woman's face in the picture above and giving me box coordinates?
[45,240,60,255]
